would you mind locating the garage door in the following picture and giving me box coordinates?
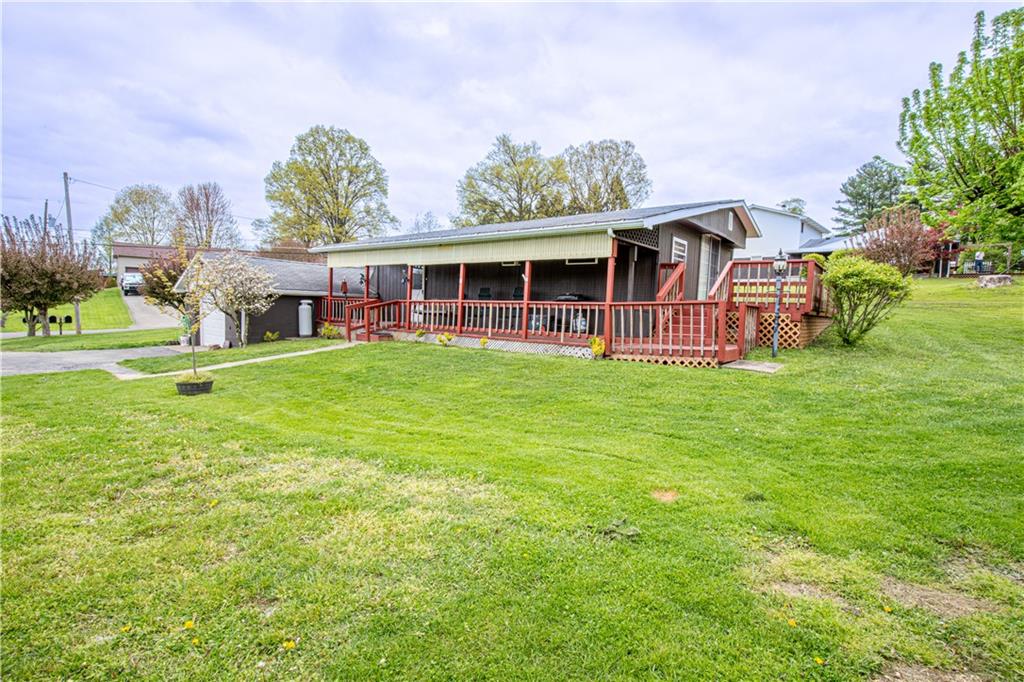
[200,300,226,347]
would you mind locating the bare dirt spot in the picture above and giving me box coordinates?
[881,577,996,619]
[875,663,986,681]
[771,581,850,607]
[650,489,679,503]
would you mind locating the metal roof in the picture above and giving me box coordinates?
[311,200,759,253]
[788,234,856,254]
[749,204,830,236]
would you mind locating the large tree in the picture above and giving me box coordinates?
[264,125,397,247]
[561,139,652,214]
[833,156,908,233]
[455,134,567,226]
[176,182,242,248]
[92,184,175,247]
[1,215,104,336]
[898,8,1024,243]
[409,211,442,234]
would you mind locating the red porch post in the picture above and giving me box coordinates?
[363,265,370,301]
[405,264,414,328]
[716,300,728,361]
[736,302,748,356]
[456,263,466,333]
[521,260,532,339]
[327,266,334,321]
[603,239,617,354]
[804,259,817,314]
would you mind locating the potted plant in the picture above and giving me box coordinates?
[175,371,214,395]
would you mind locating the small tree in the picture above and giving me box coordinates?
[180,256,216,377]
[822,256,911,345]
[193,252,278,347]
[140,235,190,317]
[855,206,941,275]
[1,215,103,336]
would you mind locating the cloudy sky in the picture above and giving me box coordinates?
[1,2,1009,245]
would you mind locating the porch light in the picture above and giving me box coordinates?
[773,249,787,275]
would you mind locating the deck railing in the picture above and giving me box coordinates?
[708,259,830,315]
[656,262,687,302]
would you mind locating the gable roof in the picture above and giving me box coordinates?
[788,234,856,255]
[311,200,760,254]
[174,252,362,296]
[749,204,830,236]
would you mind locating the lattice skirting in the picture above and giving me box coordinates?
[756,313,832,349]
[390,331,596,359]
[726,311,740,344]
[609,354,719,368]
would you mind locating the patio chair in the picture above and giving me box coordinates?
[478,287,492,300]
[512,286,523,300]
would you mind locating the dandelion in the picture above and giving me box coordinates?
[192,637,200,646]
[209,499,219,508]
[883,605,892,613]
[283,640,296,651]
[184,620,195,629]
[787,618,797,627]
[815,657,825,665]
[120,625,132,633]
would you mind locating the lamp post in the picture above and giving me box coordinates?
[771,249,787,358]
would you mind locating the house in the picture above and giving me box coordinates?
[311,201,834,366]
[735,205,831,259]
[175,253,363,347]
[786,233,858,257]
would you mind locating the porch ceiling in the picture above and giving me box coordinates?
[326,231,614,267]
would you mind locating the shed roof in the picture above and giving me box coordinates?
[175,252,362,296]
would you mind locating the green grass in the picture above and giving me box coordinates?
[119,338,343,374]
[1,287,133,332]
[0,327,179,352]
[2,279,1022,680]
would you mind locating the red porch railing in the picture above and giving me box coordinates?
[656,262,687,302]
[708,259,830,316]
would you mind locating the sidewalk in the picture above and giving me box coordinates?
[114,342,354,380]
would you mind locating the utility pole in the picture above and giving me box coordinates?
[42,199,48,232]
[63,171,82,334]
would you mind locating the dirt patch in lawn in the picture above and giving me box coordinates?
[771,580,851,608]
[650,489,679,503]
[874,663,986,681]
[881,577,996,619]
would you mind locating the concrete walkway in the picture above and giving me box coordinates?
[1,345,191,376]
[116,343,354,380]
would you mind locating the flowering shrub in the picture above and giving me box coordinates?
[263,330,280,342]
[437,332,455,347]
[415,328,426,339]
[588,336,606,357]
[480,337,489,348]
[319,323,343,339]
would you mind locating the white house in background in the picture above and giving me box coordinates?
[735,204,831,259]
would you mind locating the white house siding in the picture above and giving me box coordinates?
[737,207,829,260]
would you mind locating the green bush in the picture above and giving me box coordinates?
[804,253,827,270]
[828,248,860,262]
[263,330,280,342]
[821,256,910,345]
[174,372,213,384]
[318,323,344,339]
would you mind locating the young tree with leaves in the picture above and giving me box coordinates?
[192,252,278,348]
[777,198,807,215]
[176,182,242,248]
[899,8,1024,243]
[822,256,911,345]
[560,140,652,214]
[455,134,567,226]
[264,125,397,247]
[833,156,908,233]
[1,215,104,336]
[139,236,190,318]
[855,206,941,275]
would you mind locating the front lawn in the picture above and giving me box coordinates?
[2,279,1022,680]
[119,338,343,374]
[0,287,133,332]
[1,327,179,352]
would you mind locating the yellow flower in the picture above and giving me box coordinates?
[815,657,825,665]
[209,499,219,507]
[120,625,131,633]
[787,618,797,628]
[184,620,195,629]
[883,605,893,613]
[191,637,200,646]
[282,640,296,650]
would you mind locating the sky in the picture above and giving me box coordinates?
[1,1,1012,246]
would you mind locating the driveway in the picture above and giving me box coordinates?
[1,346,187,377]
[122,293,180,329]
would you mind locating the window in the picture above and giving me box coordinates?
[671,236,688,264]
[565,258,598,265]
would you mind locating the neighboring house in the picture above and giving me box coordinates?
[786,233,858,257]
[175,254,362,347]
[310,201,834,366]
[736,205,831,259]
[111,241,324,289]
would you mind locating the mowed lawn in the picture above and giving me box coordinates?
[119,337,343,373]
[1,327,179,352]
[1,287,133,332]
[2,279,1022,680]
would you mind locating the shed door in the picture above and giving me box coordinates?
[200,300,226,346]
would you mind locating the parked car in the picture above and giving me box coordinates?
[121,272,144,296]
